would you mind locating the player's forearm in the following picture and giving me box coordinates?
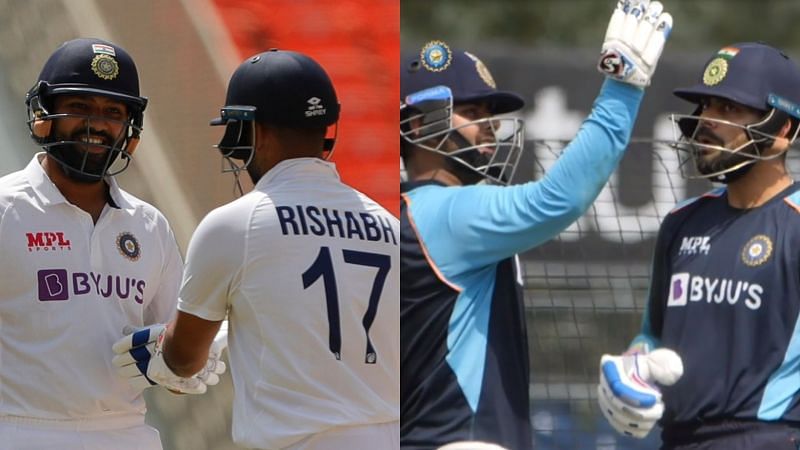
[541,79,643,211]
[628,333,660,354]
[162,324,211,377]
[445,80,645,259]
[164,353,206,377]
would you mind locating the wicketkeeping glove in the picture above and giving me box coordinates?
[598,0,673,88]
[597,348,683,438]
[111,322,228,394]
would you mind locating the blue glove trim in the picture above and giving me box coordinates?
[136,360,157,385]
[130,345,152,363]
[131,328,152,347]
[602,360,657,408]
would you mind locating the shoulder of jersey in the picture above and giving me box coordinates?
[361,196,398,222]
[0,169,32,204]
[118,189,176,227]
[199,192,261,228]
[783,188,800,214]
[668,186,726,216]
[0,168,29,188]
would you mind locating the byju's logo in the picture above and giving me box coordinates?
[667,272,689,306]
[38,269,69,301]
[26,232,71,252]
[36,269,145,303]
[667,272,762,310]
[305,97,326,117]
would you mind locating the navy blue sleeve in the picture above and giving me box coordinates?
[631,212,679,351]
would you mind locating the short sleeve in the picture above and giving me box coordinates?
[177,202,248,321]
[144,222,183,324]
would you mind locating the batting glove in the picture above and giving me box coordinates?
[598,0,673,88]
[111,323,228,394]
[597,348,683,438]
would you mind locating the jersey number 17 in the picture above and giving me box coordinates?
[302,246,391,364]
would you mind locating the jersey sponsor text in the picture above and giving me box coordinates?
[26,231,72,251]
[667,272,762,310]
[678,236,711,256]
[37,269,146,303]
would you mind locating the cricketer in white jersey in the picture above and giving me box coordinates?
[177,158,400,449]
[0,154,182,448]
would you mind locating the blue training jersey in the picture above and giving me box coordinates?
[638,182,800,428]
[400,79,644,450]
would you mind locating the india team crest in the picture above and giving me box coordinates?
[741,234,772,267]
[420,40,452,72]
[117,232,141,261]
[703,57,728,86]
[91,54,119,80]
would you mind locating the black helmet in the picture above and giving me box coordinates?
[26,38,148,182]
[212,49,340,169]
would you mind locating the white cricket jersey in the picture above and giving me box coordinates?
[0,154,182,421]
[178,158,400,450]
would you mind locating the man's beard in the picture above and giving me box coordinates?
[48,144,120,183]
[693,127,756,177]
[447,149,490,185]
[48,129,120,183]
[445,131,495,185]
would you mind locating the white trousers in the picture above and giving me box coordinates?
[0,415,161,450]
[284,420,400,450]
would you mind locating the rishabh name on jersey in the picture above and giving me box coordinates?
[177,158,399,450]
[651,183,800,425]
[0,155,181,421]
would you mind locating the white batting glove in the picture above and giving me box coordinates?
[598,0,673,88]
[111,323,228,394]
[597,348,683,438]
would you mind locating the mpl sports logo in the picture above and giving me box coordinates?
[678,236,711,256]
[37,269,146,303]
[26,232,71,252]
[667,272,762,311]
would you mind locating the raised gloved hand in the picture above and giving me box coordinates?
[597,348,683,438]
[598,0,673,88]
[111,322,228,394]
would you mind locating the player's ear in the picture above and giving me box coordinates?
[772,137,790,154]
[408,117,425,139]
[31,116,52,140]
[126,137,140,156]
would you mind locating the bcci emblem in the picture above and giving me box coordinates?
[703,58,728,86]
[420,40,452,72]
[741,234,772,267]
[91,54,119,80]
[117,232,141,262]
